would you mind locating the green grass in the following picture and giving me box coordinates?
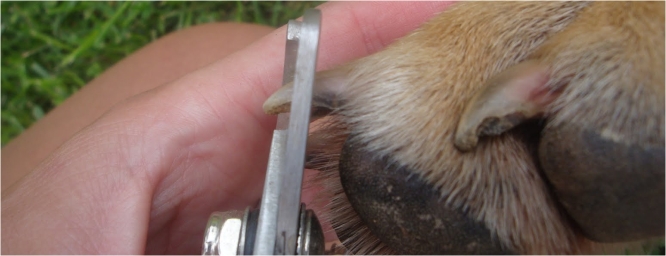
[1,1,322,145]
[644,240,665,255]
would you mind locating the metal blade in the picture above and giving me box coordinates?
[253,19,302,255]
[254,9,321,255]
[275,9,321,255]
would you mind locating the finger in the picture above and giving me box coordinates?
[313,1,457,70]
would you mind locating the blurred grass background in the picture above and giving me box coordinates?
[1,1,322,145]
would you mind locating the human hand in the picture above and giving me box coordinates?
[1,2,453,254]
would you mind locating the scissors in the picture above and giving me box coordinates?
[202,9,325,255]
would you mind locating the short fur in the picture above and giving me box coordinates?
[286,2,663,254]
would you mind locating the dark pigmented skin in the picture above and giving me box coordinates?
[339,136,510,254]
[539,124,665,242]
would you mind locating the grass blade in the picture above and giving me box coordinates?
[59,1,131,67]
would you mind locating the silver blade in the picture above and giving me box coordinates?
[253,19,302,255]
[254,9,321,255]
[275,9,321,255]
[276,18,302,130]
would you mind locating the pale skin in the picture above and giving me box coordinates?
[1,2,454,254]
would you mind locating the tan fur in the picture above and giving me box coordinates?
[291,2,663,254]
[536,2,664,147]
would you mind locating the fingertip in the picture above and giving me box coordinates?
[314,1,456,69]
